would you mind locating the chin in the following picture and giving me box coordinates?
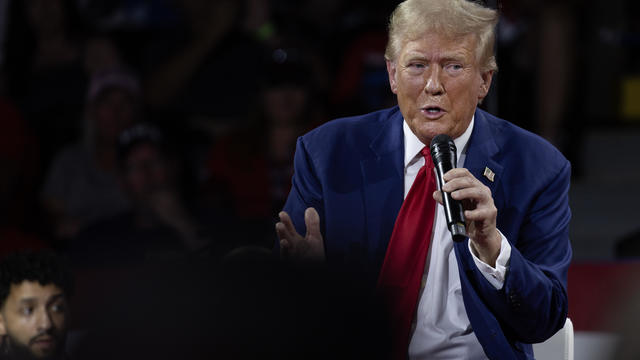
[415,125,450,144]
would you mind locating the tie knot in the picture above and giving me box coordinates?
[421,147,433,168]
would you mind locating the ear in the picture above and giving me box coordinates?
[0,311,6,335]
[386,60,398,94]
[478,70,494,101]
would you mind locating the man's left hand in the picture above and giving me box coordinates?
[433,168,501,267]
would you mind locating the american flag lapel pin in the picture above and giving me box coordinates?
[483,167,495,182]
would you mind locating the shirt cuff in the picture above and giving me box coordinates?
[468,230,511,290]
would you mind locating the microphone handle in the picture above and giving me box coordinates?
[434,161,468,242]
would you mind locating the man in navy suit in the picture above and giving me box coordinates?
[275,0,571,359]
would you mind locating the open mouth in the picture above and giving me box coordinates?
[421,106,445,117]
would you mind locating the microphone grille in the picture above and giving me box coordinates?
[430,134,453,148]
[430,134,457,165]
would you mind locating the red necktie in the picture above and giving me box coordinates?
[377,147,437,360]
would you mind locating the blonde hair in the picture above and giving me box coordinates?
[385,0,498,72]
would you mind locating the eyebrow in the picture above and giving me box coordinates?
[47,294,65,305]
[18,298,37,305]
[18,293,65,305]
[404,51,468,62]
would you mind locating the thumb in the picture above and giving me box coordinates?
[432,190,444,205]
[304,207,321,240]
[304,207,325,261]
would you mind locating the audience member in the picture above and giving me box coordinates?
[330,28,394,116]
[0,250,74,360]
[139,0,272,207]
[70,123,212,267]
[327,2,399,116]
[496,0,582,176]
[203,58,321,249]
[41,69,141,244]
[143,0,267,127]
[4,0,87,168]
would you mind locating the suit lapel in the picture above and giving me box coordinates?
[454,110,519,358]
[453,109,505,273]
[360,108,405,266]
[465,109,504,211]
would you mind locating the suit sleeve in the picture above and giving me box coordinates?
[465,159,572,343]
[281,136,325,239]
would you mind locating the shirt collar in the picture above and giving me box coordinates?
[403,115,475,168]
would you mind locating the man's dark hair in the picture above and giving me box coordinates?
[116,122,166,168]
[0,250,74,308]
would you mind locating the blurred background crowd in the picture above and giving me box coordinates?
[0,0,638,263]
[0,0,639,357]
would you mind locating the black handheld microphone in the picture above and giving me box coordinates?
[430,134,468,242]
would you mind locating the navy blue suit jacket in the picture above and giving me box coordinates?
[282,106,572,359]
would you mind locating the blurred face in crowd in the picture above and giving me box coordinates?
[386,31,493,145]
[93,88,137,143]
[122,143,171,204]
[263,82,308,163]
[0,281,68,359]
[264,84,308,126]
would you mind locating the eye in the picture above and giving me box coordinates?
[445,63,464,74]
[50,302,66,314]
[21,306,34,316]
[405,62,426,75]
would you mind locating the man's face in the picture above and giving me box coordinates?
[0,281,68,359]
[386,32,493,145]
[122,143,171,204]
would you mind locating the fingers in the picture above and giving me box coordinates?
[440,169,492,206]
[442,167,472,182]
[436,168,497,224]
[275,208,325,262]
[275,221,290,257]
[440,170,499,259]
[450,186,490,204]
[278,211,297,235]
[441,171,477,193]
[279,238,290,258]
[276,211,299,253]
[464,204,497,222]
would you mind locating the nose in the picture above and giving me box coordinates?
[424,66,445,96]
[36,308,53,332]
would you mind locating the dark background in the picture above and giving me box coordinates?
[0,0,639,356]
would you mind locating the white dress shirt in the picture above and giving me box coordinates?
[403,117,512,359]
